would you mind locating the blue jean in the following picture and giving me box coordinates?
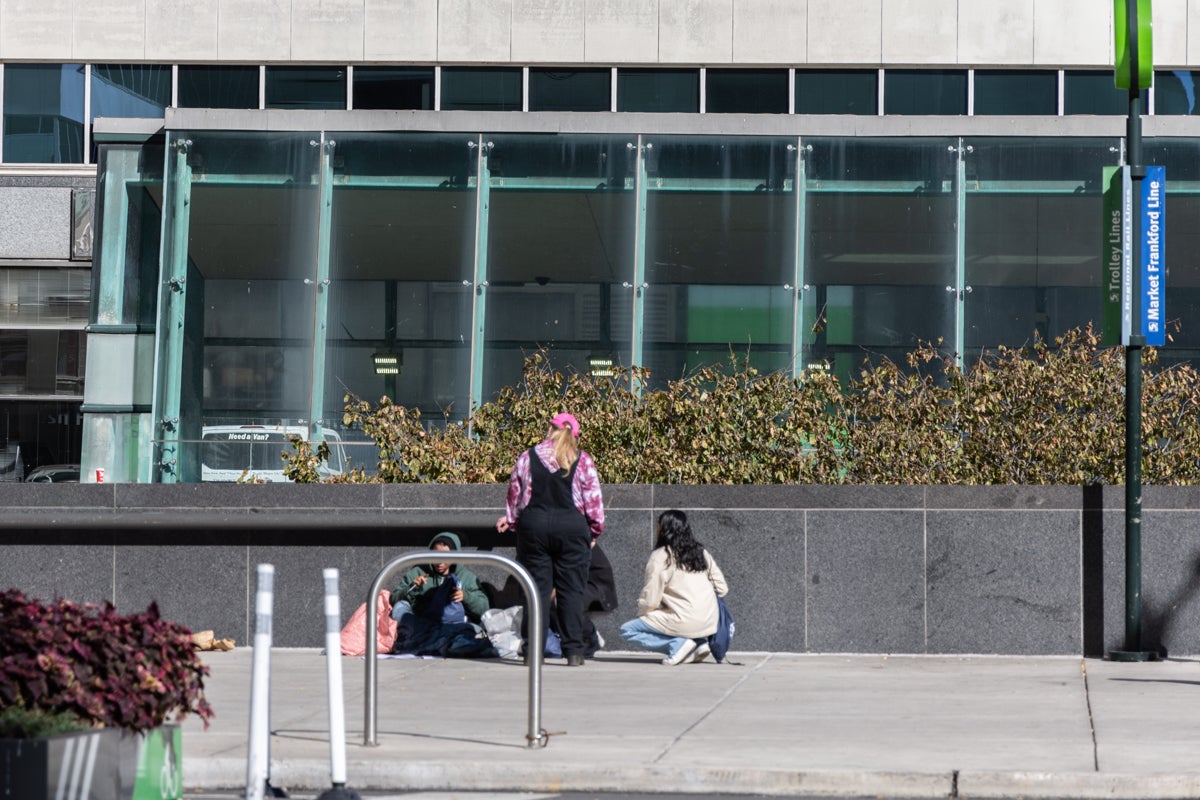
[620,617,701,659]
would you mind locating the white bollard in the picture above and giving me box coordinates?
[245,564,274,800]
[316,570,362,800]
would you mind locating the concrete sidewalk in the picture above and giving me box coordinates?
[181,649,1200,799]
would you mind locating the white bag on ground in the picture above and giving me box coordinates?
[481,605,524,659]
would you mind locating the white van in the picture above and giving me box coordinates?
[200,424,347,482]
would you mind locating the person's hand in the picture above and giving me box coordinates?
[412,574,427,588]
[496,516,511,532]
[451,587,464,602]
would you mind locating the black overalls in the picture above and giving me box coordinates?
[515,447,592,659]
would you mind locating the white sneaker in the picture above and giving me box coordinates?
[691,642,711,663]
[662,639,698,666]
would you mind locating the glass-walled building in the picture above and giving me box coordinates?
[1,1,1199,482]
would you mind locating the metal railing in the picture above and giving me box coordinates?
[363,551,546,747]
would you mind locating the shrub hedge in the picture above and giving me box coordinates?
[285,326,1200,486]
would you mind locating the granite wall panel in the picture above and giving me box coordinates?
[3,485,1200,655]
[0,531,113,605]
[249,530,386,647]
[927,510,1080,654]
[807,510,924,653]
[115,531,249,645]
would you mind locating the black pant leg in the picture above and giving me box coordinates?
[516,525,554,648]
[551,525,592,657]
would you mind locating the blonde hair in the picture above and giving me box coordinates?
[547,424,579,473]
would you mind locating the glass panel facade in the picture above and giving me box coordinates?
[643,137,796,385]
[706,69,788,114]
[0,329,85,397]
[483,135,635,398]
[963,138,1118,350]
[328,134,478,435]
[1064,71,1126,115]
[162,132,322,479]
[617,69,699,113]
[1155,71,1200,115]
[266,66,347,109]
[528,69,610,112]
[795,70,877,115]
[884,70,967,115]
[2,63,85,163]
[353,67,435,110]
[440,68,522,111]
[0,268,90,326]
[803,139,957,381]
[974,70,1058,115]
[81,125,1180,480]
[178,65,259,109]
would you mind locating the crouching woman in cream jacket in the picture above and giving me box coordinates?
[620,509,728,665]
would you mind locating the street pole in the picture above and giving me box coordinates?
[1109,0,1156,662]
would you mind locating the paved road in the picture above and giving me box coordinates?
[182,649,1200,799]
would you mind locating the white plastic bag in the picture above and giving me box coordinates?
[481,605,523,659]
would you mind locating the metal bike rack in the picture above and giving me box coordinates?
[363,551,546,748]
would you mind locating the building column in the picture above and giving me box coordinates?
[79,145,157,483]
[151,135,195,482]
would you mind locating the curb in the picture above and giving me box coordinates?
[186,759,1200,799]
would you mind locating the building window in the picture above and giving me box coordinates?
[440,68,522,111]
[2,63,85,163]
[884,70,967,115]
[1154,71,1200,115]
[92,65,171,120]
[617,69,699,113]
[1063,71,1126,115]
[266,66,346,110]
[528,69,610,112]
[353,67,434,110]
[794,70,877,115]
[705,69,788,114]
[178,65,260,109]
[973,70,1058,116]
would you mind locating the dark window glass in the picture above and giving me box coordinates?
[528,69,609,112]
[178,65,259,109]
[884,70,967,115]
[265,66,346,110]
[705,69,787,114]
[440,68,522,111]
[794,70,877,115]
[91,64,171,121]
[1155,71,1200,115]
[353,67,434,110]
[617,69,699,113]
[1063,71,1126,115]
[2,63,85,163]
[974,70,1057,115]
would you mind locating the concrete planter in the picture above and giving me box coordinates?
[0,725,181,800]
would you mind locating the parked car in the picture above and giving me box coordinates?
[25,464,80,483]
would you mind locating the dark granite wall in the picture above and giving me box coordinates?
[2,483,1199,656]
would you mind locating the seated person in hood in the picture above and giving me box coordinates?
[389,532,490,625]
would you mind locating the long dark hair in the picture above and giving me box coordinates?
[654,509,708,572]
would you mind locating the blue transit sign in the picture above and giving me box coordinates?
[1140,166,1165,346]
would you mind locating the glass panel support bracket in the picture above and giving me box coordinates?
[950,140,972,365]
[308,134,336,435]
[467,137,493,432]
